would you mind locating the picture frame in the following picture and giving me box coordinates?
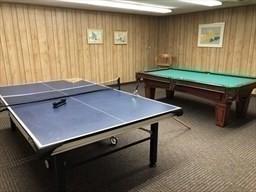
[197,22,225,48]
[114,31,128,45]
[87,29,103,44]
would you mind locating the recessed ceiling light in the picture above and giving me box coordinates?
[179,0,222,7]
[58,0,173,14]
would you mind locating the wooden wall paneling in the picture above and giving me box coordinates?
[123,15,129,82]
[214,10,221,71]
[228,6,244,74]
[247,6,256,76]
[102,13,110,82]
[17,4,32,82]
[72,9,79,78]
[192,14,201,70]
[0,4,160,85]
[181,15,187,68]
[221,8,232,73]
[136,15,141,69]
[141,16,149,71]
[0,40,6,84]
[115,14,123,82]
[75,10,83,79]
[147,17,153,69]
[232,7,246,75]
[153,17,158,67]
[157,17,168,56]
[185,14,193,69]
[0,5,9,85]
[96,12,104,83]
[57,8,68,79]
[80,11,91,80]
[199,12,210,71]
[240,7,252,76]
[2,4,21,84]
[74,10,82,78]
[134,15,139,75]
[129,15,136,80]
[141,16,148,72]
[0,34,5,84]
[28,6,44,81]
[179,15,185,68]
[64,9,70,78]
[176,15,184,68]
[64,8,72,79]
[88,12,97,82]
[45,7,57,79]
[0,37,7,84]
[121,14,129,82]
[134,16,140,73]
[148,17,158,69]
[143,16,148,68]
[120,14,126,81]
[63,9,71,79]
[140,16,145,72]
[36,7,52,81]
[171,16,178,67]
[111,14,118,80]
[208,11,218,72]
[105,14,114,80]
[116,14,122,81]
[153,17,159,67]
[191,14,198,70]
[215,10,226,73]
[253,6,256,77]
[145,16,151,69]
[67,9,77,78]
[127,15,132,81]
[166,16,172,64]
[95,12,103,82]
[139,16,144,72]
[12,5,27,83]
[52,8,61,80]
[23,5,36,82]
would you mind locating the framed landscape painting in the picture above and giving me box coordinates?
[87,29,103,44]
[198,23,225,47]
[114,31,128,45]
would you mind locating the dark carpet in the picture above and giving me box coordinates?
[0,84,255,192]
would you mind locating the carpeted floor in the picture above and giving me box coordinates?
[0,84,255,192]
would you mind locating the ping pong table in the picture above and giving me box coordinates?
[0,79,182,191]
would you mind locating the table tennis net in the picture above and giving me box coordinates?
[2,83,115,107]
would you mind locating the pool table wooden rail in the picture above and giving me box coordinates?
[136,72,256,127]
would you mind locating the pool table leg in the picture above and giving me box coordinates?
[236,95,251,118]
[215,102,232,127]
[145,87,156,99]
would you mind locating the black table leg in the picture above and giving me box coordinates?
[53,155,66,192]
[150,122,158,167]
[10,119,17,131]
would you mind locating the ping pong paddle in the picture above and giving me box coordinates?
[53,99,67,109]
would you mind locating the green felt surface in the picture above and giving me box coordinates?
[147,68,256,88]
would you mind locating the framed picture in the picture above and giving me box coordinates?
[114,31,128,45]
[87,29,103,44]
[198,23,225,47]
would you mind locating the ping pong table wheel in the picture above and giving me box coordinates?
[110,136,118,145]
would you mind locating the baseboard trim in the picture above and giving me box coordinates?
[121,81,137,85]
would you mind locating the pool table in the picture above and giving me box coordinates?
[136,68,256,127]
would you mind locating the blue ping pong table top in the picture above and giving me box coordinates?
[0,80,181,150]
